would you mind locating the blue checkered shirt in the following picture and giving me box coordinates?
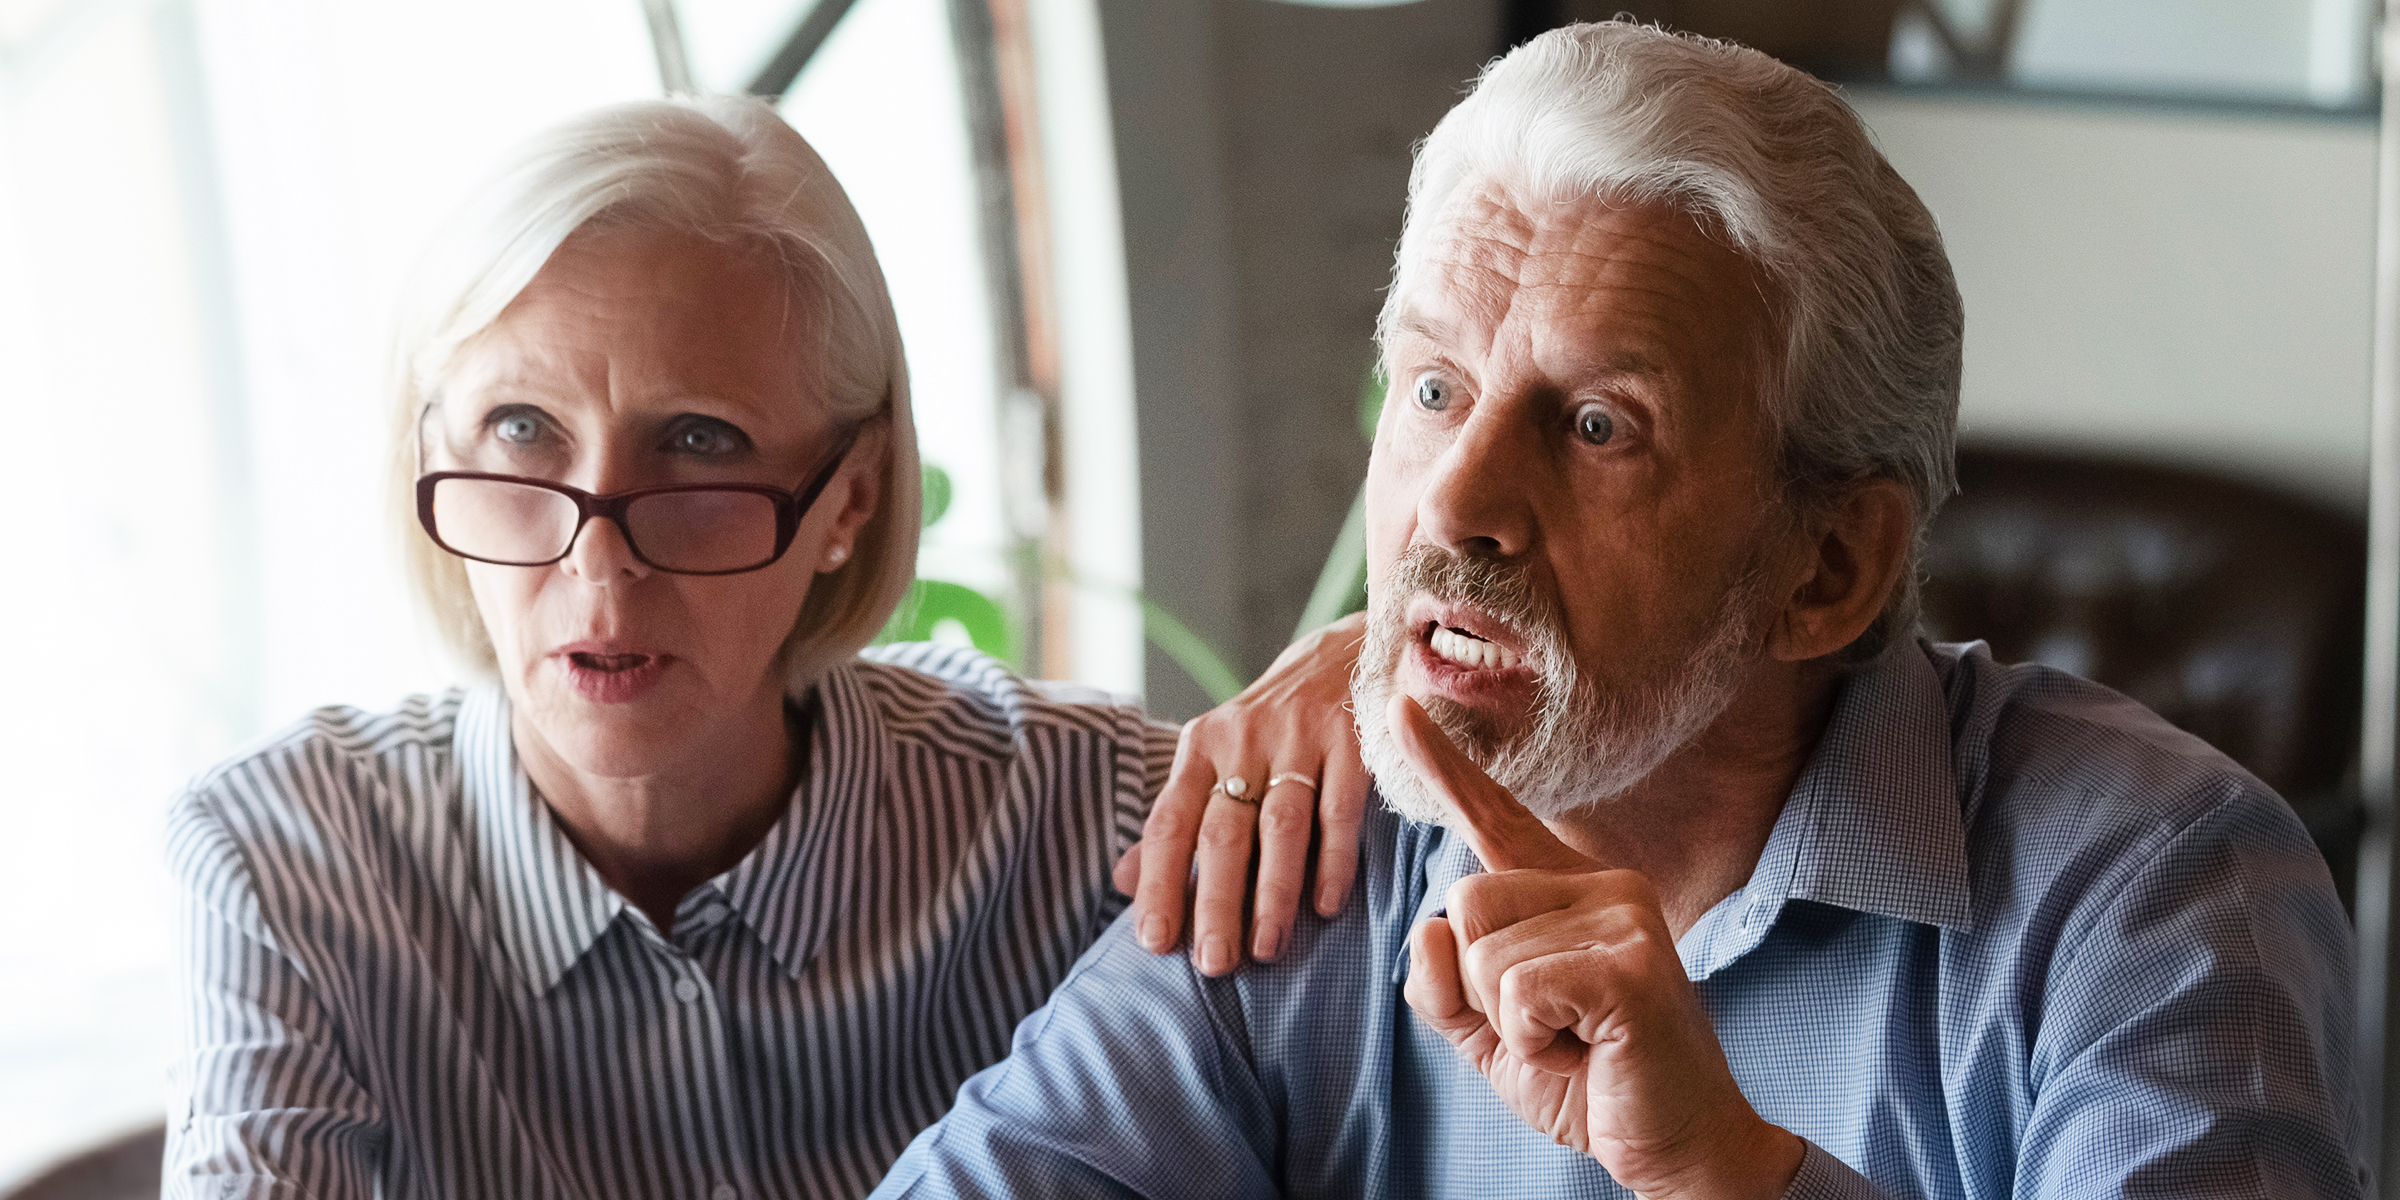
[872,641,2364,1198]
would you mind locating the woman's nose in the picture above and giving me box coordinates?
[561,515,652,585]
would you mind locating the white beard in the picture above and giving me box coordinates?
[1351,545,1765,826]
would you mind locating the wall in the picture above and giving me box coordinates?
[1099,0,1500,719]
[1849,89,2377,513]
[1096,4,2379,717]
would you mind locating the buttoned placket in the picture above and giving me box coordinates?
[638,887,759,1200]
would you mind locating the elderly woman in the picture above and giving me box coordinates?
[164,97,1364,1198]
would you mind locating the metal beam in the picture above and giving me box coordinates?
[2361,0,2400,1188]
[640,0,697,94]
[948,0,1057,676]
[748,0,866,99]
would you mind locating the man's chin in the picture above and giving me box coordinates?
[1356,678,1559,827]
[1362,750,1607,830]
[1411,692,1534,766]
[1369,766,1455,828]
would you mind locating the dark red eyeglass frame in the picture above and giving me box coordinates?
[414,422,863,577]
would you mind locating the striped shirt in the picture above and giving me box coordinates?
[164,643,1176,1199]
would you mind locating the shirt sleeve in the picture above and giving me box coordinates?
[2016,788,2366,1199]
[1106,707,1181,857]
[164,793,383,1200]
[869,912,1280,1199]
[1784,1141,1897,1200]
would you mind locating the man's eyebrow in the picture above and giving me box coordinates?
[1387,309,1672,383]
[1386,309,1455,346]
[1580,351,1672,381]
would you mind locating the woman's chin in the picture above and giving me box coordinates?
[513,667,705,777]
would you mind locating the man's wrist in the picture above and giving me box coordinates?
[1639,1118,1806,1200]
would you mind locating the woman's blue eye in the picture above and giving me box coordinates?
[1575,404,1615,446]
[1414,375,1452,412]
[494,413,541,443]
[668,420,747,456]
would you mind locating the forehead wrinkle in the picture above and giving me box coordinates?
[1407,190,1765,393]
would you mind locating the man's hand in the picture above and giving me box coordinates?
[1390,695,1803,1200]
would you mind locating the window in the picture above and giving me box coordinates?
[1895,0,2379,108]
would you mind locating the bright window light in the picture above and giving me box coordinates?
[0,0,1102,1180]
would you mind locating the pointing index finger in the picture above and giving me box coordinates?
[1388,693,1593,874]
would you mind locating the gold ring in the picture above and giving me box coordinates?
[1268,773,1319,794]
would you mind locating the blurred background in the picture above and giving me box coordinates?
[0,0,2380,1189]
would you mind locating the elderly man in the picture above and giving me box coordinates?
[871,21,2360,1199]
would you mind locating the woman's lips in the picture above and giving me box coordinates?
[559,649,670,703]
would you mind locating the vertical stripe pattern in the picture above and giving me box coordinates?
[164,643,1174,1199]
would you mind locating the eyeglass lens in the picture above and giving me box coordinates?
[429,478,783,573]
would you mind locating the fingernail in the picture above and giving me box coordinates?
[1138,915,1165,952]
[1253,927,1282,962]
[1200,937,1232,976]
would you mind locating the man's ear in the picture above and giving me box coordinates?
[1767,478,1913,663]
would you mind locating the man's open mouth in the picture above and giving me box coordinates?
[1425,622,1522,671]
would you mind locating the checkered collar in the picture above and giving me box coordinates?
[456,664,887,997]
[1405,641,1971,984]
[1675,641,1971,979]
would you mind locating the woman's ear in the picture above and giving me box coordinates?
[818,420,887,567]
[1767,478,1913,663]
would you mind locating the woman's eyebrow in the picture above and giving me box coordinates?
[440,376,558,408]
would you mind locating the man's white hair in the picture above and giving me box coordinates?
[1382,21,1963,662]
[391,96,919,687]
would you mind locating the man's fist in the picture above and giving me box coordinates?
[1389,695,1803,1200]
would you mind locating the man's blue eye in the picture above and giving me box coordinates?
[1415,376,1451,412]
[1575,404,1615,446]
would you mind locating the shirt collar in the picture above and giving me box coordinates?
[714,663,886,982]
[458,662,887,997]
[458,683,625,998]
[1678,641,1971,978]
[1395,641,1972,986]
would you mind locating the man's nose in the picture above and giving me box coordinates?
[561,515,652,585]
[1415,411,1535,559]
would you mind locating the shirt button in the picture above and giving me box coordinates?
[673,978,701,1003]
[712,1185,739,1200]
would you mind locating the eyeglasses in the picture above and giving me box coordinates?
[414,423,862,576]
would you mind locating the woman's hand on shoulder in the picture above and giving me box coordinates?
[1113,611,1370,976]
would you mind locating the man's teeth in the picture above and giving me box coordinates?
[1428,626,1520,670]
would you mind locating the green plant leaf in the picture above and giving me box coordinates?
[875,578,1017,665]
[1138,596,1245,705]
[1294,481,1369,641]
[921,464,953,528]
[1359,359,1386,444]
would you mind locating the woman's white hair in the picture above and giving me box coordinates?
[1384,21,1962,663]
[391,95,918,687]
